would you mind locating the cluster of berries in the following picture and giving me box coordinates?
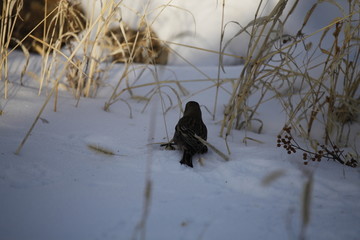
[276,127,296,154]
[277,126,357,168]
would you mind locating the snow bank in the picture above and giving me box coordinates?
[79,0,348,65]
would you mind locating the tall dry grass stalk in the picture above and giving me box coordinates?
[77,0,119,98]
[220,0,293,137]
[38,0,71,95]
[0,0,23,99]
[213,0,227,120]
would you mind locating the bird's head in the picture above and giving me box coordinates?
[183,101,202,118]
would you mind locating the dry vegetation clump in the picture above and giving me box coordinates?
[220,0,359,166]
[6,0,86,54]
[1,0,88,101]
[62,1,168,99]
[105,24,168,65]
[1,0,167,101]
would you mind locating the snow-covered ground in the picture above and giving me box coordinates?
[1,51,359,240]
[1,1,359,239]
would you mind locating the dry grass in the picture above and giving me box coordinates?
[2,0,359,160]
[283,9,360,145]
[219,0,359,158]
[220,0,293,137]
[0,0,23,99]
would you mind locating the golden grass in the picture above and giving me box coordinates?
[0,0,23,99]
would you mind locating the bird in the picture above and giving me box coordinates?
[173,101,208,168]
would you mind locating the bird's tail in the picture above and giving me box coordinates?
[180,151,193,168]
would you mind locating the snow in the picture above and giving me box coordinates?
[80,0,348,65]
[1,52,360,240]
[1,1,360,239]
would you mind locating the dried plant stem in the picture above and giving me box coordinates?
[15,57,71,154]
[15,77,59,155]
[300,172,313,240]
[0,0,23,99]
[213,0,226,120]
[159,38,245,61]
[194,134,229,161]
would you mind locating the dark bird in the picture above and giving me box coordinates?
[173,101,208,167]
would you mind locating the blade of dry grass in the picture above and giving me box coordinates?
[194,134,229,161]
